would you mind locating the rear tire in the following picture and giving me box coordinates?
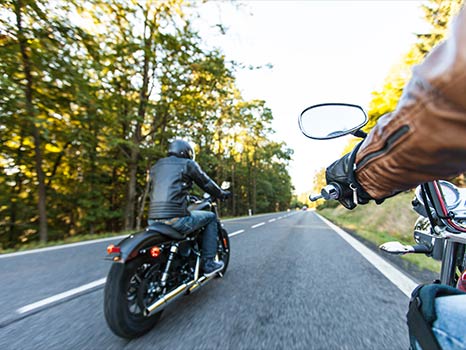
[217,227,230,275]
[104,257,163,339]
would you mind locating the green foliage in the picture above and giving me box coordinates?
[0,0,294,249]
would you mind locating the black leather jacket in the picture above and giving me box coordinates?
[148,156,224,219]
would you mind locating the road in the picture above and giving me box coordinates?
[0,211,416,349]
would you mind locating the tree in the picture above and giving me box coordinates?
[0,0,294,249]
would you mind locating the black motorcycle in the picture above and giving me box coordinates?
[103,190,230,339]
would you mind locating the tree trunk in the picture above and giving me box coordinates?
[231,162,236,216]
[136,167,151,230]
[123,21,151,230]
[124,150,138,230]
[15,0,48,242]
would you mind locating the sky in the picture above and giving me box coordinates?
[194,0,428,195]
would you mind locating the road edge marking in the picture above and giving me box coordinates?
[316,213,417,297]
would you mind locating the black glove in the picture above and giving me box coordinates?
[220,190,231,201]
[325,144,377,210]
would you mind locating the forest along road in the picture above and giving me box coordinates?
[0,211,416,349]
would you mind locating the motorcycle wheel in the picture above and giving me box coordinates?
[104,257,164,339]
[217,228,230,275]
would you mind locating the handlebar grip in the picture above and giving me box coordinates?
[321,183,341,200]
[309,194,323,201]
[309,183,341,202]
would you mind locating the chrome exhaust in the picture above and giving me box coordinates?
[145,255,207,317]
[144,280,195,316]
[144,273,218,316]
[188,274,216,293]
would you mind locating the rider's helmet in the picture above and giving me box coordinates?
[168,139,195,160]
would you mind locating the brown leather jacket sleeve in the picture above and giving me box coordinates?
[355,5,466,200]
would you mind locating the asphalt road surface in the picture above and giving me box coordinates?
[0,211,417,349]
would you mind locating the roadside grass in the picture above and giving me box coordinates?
[318,191,441,273]
[0,231,135,255]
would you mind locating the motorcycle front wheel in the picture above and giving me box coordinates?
[104,257,164,339]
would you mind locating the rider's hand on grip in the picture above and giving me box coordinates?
[325,151,377,210]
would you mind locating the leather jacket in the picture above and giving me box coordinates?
[148,156,224,219]
[355,5,466,199]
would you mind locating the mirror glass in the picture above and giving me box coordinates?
[299,103,367,139]
[379,241,411,254]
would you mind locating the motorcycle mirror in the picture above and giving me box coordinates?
[379,241,414,255]
[299,103,368,140]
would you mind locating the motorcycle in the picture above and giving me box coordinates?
[298,103,466,289]
[103,187,231,339]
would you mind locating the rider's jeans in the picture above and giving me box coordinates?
[432,294,466,349]
[148,210,218,259]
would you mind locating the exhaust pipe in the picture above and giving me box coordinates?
[144,257,219,316]
[188,274,216,293]
[144,273,218,316]
[144,281,195,316]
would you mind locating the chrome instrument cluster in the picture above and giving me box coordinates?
[415,181,466,220]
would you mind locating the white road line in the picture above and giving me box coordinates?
[316,214,417,297]
[251,222,265,229]
[16,278,107,314]
[268,218,276,223]
[229,229,245,237]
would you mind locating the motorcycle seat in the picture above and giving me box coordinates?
[146,223,186,240]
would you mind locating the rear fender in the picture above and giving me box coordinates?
[109,230,173,263]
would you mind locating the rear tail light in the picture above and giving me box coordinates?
[107,244,121,254]
[150,246,161,258]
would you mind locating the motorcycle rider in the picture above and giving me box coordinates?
[325,3,466,350]
[147,139,230,277]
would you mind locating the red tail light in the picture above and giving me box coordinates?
[150,246,161,258]
[107,244,121,254]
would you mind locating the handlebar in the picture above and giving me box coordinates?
[309,183,341,202]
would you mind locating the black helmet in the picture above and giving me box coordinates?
[168,139,195,160]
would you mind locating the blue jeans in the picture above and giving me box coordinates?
[432,294,466,349]
[148,210,218,259]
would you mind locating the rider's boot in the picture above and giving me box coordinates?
[202,259,224,277]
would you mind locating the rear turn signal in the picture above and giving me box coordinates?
[150,246,161,258]
[107,244,121,254]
